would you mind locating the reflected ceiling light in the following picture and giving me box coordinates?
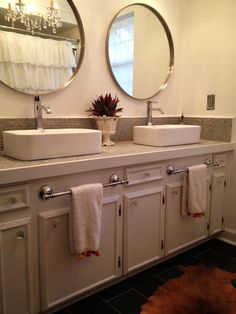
[4,0,62,34]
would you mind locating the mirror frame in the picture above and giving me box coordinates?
[106,3,174,100]
[0,0,85,96]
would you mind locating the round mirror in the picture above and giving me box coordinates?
[106,4,174,100]
[0,0,85,95]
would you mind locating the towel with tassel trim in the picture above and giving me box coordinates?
[69,183,103,258]
[181,164,207,217]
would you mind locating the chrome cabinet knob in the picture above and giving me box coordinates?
[9,197,17,204]
[16,230,26,240]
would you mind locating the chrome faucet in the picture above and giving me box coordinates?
[146,101,164,125]
[34,96,52,130]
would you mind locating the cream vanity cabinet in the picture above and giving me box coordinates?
[123,164,165,274]
[37,163,166,309]
[164,153,229,255]
[0,185,37,314]
[208,153,228,235]
[0,146,232,314]
[164,155,211,255]
[35,168,124,311]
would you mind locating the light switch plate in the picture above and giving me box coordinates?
[207,94,215,110]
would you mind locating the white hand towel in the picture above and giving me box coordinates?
[188,164,207,217]
[181,171,189,216]
[181,164,207,217]
[69,183,103,257]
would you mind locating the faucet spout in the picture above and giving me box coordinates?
[146,101,164,125]
[34,96,52,130]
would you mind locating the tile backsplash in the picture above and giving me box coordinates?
[0,116,232,151]
[183,117,232,142]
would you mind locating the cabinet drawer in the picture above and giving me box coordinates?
[125,164,164,186]
[0,185,29,213]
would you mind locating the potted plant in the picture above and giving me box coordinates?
[86,93,123,146]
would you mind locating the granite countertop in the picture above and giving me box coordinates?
[0,140,235,185]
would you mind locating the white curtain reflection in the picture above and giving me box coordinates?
[109,12,134,95]
[0,30,76,94]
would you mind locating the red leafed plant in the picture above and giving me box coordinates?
[86,93,123,117]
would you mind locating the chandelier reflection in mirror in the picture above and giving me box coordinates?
[4,0,62,34]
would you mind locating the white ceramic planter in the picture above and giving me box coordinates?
[95,117,118,146]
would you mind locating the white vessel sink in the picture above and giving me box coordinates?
[3,128,102,160]
[133,124,201,147]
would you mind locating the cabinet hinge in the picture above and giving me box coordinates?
[118,256,121,268]
[222,216,224,224]
[118,205,122,216]
[207,223,210,231]
[224,180,227,187]
[162,195,165,205]
[161,240,164,250]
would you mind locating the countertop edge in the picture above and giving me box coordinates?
[0,141,235,185]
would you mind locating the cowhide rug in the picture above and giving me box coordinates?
[140,264,236,314]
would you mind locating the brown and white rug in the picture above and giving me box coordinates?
[140,264,236,314]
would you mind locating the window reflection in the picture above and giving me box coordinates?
[109,12,134,95]
[107,4,174,99]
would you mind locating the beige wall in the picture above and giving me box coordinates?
[180,0,236,232]
[180,0,236,117]
[0,0,183,118]
[227,119,236,233]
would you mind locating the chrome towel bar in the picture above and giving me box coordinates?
[39,174,129,200]
[166,159,219,176]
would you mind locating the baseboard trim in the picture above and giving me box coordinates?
[225,227,236,235]
[217,230,236,245]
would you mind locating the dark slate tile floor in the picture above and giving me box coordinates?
[53,239,236,314]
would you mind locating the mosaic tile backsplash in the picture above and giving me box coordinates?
[0,116,232,151]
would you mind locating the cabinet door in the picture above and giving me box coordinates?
[165,181,209,255]
[123,187,165,274]
[209,172,225,235]
[39,196,122,311]
[0,218,33,314]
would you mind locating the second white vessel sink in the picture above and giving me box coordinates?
[133,124,201,147]
[3,128,102,160]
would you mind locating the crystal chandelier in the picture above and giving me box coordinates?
[4,0,62,34]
